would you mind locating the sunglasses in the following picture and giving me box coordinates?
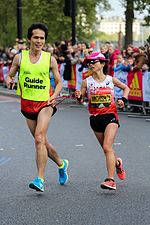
[87,59,100,65]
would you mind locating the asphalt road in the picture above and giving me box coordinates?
[0,95,150,225]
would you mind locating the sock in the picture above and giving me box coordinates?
[58,160,64,168]
[116,161,120,167]
[107,178,115,182]
[38,177,44,182]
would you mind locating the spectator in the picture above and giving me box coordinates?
[108,44,120,76]
[2,60,9,88]
[131,47,148,71]
[113,54,132,73]
[0,58,4,83]
[126,44,134,57]
[100,43,109,60]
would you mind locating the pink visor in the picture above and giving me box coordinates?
[87,52,108,62]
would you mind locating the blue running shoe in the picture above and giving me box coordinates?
[58,159,69,185]
[29,177,44,192]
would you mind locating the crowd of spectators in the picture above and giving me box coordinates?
[0,36,150,89]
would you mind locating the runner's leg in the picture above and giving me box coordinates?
[45,139,63,167]
[26,120,63,168]
[103,123,118,179]
[94,123,118,179]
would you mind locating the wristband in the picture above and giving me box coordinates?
[121,97,127,104]
[77,94,82,101]
[118,97,127,104]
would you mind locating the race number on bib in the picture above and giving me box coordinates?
[91,94,111,104]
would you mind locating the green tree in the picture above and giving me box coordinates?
[22,0,111,44]
[0,0,16,47]
[0,0,149,48]
[122,0,150,48]
[0,0,110,47]
[134,0,150,25]
[76,0,110,42]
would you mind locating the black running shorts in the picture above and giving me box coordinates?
[90,113,120,133]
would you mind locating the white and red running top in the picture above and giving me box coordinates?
[86,75,118,119]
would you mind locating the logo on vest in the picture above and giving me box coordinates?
[23,71,31,75]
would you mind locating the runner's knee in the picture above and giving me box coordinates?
[34,131,45,145]
[103,143,113,154]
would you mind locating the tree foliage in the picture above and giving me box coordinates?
[121,0,150,48]
[0,0,17,47]
[134,0,150,25]
[0,0,149,48]
[0,0,110,47]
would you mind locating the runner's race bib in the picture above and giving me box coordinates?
[91,94,111,104]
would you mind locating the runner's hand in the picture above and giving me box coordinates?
[117,99,124,108]
[75,90,83,102]
[75,90,82,98]
[48,97,56,107]
[6,76,13,89]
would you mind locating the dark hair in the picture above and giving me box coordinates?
[103,64,108,75]
[27,22,48,40]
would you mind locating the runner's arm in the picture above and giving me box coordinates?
[50,56,63,100]
[75,79,87,102]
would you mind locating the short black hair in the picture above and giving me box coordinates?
[27,22,48,40]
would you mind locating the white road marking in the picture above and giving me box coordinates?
[114,142,122,145]
[0,156,11,166]
[0,147,15,151]
[75,144,84,147]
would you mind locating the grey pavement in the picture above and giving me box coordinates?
[0,85,19,98]
[1,84,150,116]
[0,93,150,225]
